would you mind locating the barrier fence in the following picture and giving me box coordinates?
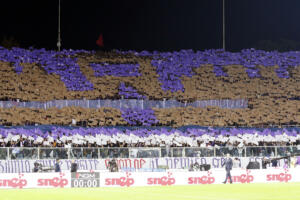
[0,168,298,189]
[0,146,298,160]
[0,99,248,109]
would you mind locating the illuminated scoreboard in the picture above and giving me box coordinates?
[71,172,100,188]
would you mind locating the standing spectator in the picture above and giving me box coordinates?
[70,160,78,173]
[55,159,61,172]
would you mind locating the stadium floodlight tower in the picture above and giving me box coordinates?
[222,0,225,51]
[57,0,62,51]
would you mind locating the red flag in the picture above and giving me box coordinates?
[96,34,104,47]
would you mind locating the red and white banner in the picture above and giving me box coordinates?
[0,168,299,189]
[0,173,70,189]
[100,168,300,187]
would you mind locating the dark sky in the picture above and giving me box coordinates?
[1,0,300,51]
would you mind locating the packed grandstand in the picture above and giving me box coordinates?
[0,46,299,156]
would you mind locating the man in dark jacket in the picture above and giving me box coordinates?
[71,160,78,173]
[55,159,61,172]
[33,162,41,173]
[108,159,118,172]
[222,154,233,184]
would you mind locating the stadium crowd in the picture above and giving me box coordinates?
[0,47,300,161]
[0,127,300,148]
[1,133,299,160]
[0,47,300,128]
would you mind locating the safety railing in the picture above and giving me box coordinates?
[0,146,298,160]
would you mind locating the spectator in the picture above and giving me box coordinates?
[55,159,61,172]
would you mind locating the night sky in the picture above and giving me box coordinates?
[1,0,300,51]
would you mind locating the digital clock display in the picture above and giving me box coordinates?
[71,172,100,188]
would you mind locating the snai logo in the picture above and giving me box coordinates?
[76,173,96,179]
[231,170,254,183]
[0,173,27,188]
[188,171,215,184]
[147,172,176,186]
[105,172,134,187]
[266,169,292,182]
[37,173,68,188]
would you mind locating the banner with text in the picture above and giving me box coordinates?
[0,157,288,173]
[100,168,299,187]
[0,172,70,189]
[0,168,298,189]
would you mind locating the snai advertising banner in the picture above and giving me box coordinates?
[0,168,298,189]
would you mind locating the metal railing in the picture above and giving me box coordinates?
[0,146,298,160]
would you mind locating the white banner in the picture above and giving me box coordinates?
[0,172,70,189]
[0,168,298,189]
[100,168,300,187]
[0,157,288,173]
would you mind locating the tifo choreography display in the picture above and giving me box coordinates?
[0,46,300,191]
[0,47,300,127]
